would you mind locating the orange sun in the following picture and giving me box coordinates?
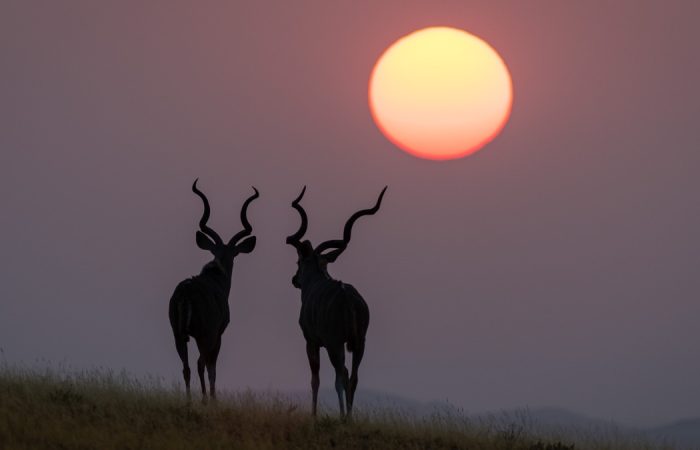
[369,27,513,160]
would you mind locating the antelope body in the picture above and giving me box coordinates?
[169,179,258,402]
[286,186,386,417]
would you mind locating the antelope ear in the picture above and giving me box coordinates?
[321,248,343,263]
[196,231,216,252]
[235,236,256,254]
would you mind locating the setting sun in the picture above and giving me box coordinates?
[369,27,513,160]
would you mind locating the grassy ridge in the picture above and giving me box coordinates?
[0,367,667,450]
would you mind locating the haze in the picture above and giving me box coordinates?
[1,1,699,428]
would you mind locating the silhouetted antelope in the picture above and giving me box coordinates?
[169,179,258,402]
[286,186,387,418]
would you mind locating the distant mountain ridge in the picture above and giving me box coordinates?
[288,389,700,449]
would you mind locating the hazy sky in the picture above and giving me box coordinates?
[2,1,699,427]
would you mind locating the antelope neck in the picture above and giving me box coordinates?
[299,262,331,289]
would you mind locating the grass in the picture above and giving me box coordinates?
[0,364,674,450]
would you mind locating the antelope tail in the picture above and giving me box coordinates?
[346,305,359,353]
[175,296,192,343]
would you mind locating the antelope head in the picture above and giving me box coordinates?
[192,179,259,275]
[286,186,387,289]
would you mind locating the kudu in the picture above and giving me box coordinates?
[286,186,387,418]
[169,179,258,402]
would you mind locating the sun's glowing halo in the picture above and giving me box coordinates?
[369,27,513,160]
